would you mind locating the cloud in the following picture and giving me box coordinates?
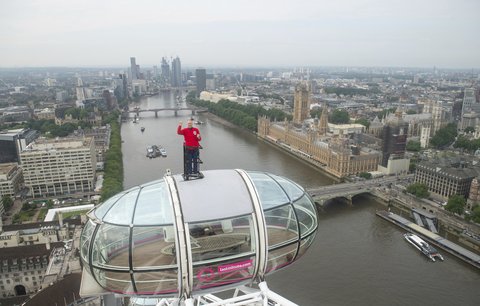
[0,0,479,67]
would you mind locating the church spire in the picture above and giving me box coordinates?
[318,101,328,135]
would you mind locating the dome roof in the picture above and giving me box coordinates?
[80,169,317,297]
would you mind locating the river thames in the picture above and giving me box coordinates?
[121,92,479,306]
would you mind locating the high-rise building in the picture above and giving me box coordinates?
[102,90,116,110]
[195,68,207,96]
[20,137,96,198]
[0,129,39,164]
[161,57,170,84]
[171,57,182,87]
[113,76,125,100]
[461,88,476,115]
[130,57,139,80]
[206,74,216,91]
[119,73,128,99]
[293,82,310,125]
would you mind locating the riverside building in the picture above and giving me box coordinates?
[414,158,479,199]
[258,117,380,178]
[19,137,96,198]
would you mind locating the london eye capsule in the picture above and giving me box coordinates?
[80,169,317,298]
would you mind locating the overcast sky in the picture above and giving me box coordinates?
[1,0,479,68]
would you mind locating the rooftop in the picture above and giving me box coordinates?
[24,137,93,151]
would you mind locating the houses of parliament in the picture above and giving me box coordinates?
[257,82,382,178]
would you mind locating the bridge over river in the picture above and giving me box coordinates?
[123,106,208,118]
[306,175,410,205]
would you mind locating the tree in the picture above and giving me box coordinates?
[329,109,350,124]
[406,109,417,115]
[464,126,475,134]
[454,135,480,152]
[1,195,13,211]
[355,118,370,129]
[471,205,480,224]
[430,123,457,149]
[359,172,372,179]
[406,183,429,198]
[444,195,466,215]
[406,141,421,152]
[310,108,322,119]
[409,160,416,173]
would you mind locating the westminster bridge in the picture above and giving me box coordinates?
[306,175,410,206]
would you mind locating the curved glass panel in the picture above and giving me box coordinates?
[265,243,297,273]
[247,172,289,209]
[80,219,95,263]
[92,224,130,269]
[134,181,173,225]
[293,195,317,237]
[264,205,299,248]
[93,193,124,220]
[93,267,134,294]
[270,174,304,202]
[103,187,140,224]
[188,215,255,263]
[134,270,178,295]
[132,226,177,268]
[297,233,316,259]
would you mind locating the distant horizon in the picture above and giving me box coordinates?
[0,64,479,72]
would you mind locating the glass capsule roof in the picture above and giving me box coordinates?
[81,169,317,298]
[89,169,306,225]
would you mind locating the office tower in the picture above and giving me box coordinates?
[130,57,139,80]
[161,57,170,84]
[0,129,39,163]
[293,82,310,125]
[102,90,115,110]
[171,57,182,87]
[20,137,96,198]
[119,74,128,99]
[195,68,206,96]
[113,77,125,100]
[462,88,476,115]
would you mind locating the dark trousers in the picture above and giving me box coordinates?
[185,147,199,174]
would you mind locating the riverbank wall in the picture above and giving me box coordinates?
[365,191,480,253]
[256,133,342,182]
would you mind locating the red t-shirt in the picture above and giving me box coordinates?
[177,125,201,147]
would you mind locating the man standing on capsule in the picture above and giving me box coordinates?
[177,118,203,179]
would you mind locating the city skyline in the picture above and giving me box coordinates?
[1,0,480,69]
